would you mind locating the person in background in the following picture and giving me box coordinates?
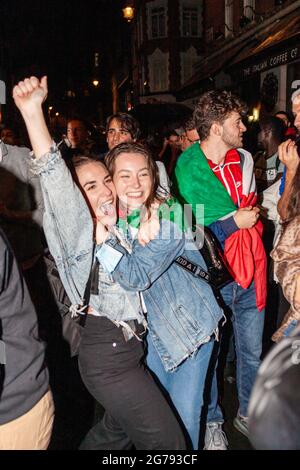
[159,129,183,177]
[0,138,44,269]
[275,110,297,140]
[277,89,300,221]
[179,119,200,152]
[270,111,300,342]
[107,114,170,195]
[0,126,19,146]
[254,116,285,194]
[0,228,54,450]
[59,118,101,162]
[106,113,140,151]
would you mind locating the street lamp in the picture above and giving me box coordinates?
[122,2,135,111]
[122,3,135,23]
[92,79,100,87]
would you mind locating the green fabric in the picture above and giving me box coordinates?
[117,208,141,233]
[117,197,188,235]
[174,143,237,226]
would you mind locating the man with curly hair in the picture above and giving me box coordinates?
[174,90,267,450]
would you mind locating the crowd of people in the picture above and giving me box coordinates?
[0,74,299,450]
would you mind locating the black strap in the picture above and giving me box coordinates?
[90,258,100,296]
[76,244,96,327]
[174,255,211,283]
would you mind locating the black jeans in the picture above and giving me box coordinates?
[78,315,186,450]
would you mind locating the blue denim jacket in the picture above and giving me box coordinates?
[98,219,224,371]
[30,148,223,371]
[29,148,143,327]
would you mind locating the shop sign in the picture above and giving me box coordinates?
[241,46,300,79]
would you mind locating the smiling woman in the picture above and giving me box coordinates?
[71,156,117,226]
[105,142,162,212]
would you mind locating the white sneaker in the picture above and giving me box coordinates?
[204,422,228,450]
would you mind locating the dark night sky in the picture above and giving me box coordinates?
[0,0,129,122]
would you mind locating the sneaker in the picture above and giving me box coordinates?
[233,413,249,438]
[204,422,228,450]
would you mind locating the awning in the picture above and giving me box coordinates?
[228,10,300,78]
[177,6,300,100]
[176,41,248,100]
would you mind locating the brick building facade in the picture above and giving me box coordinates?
[129,0,300,116]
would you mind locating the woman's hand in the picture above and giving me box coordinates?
[13,76,48,117]
[12,76,52,158]
[138,202,160,246]
[278,139,299,175]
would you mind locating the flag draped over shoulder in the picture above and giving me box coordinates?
[174,143,267,311]
[174,144,237,226]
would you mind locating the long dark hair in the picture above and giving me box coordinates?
[68,155,108,217]
[285,163,300,224]
[105,142,167,211]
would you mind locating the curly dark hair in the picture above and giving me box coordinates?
[193,90,247,140]
[105,142,166,210]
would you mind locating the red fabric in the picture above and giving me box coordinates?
[207,149,243,206]
[285,126,297,138]
[224,192,267,312]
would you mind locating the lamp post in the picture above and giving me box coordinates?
[122,5,135,23]
[122,2,135,111]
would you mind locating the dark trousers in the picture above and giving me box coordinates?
[78,315,186,450]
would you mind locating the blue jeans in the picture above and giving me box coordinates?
[208,281,265,421]
[146,333,214,450]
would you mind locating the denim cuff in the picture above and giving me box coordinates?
[29,143,62,175]
[96,242,123,273]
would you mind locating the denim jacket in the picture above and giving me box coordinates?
[98,217,224,371]
[29,148,144,326]
[30,148,223,371]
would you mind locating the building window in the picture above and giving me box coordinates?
[182,7,198,37]
[180,47,199,85]
[148,48,169,92]
[243,0,255,20]
[151,7,166,38]
[147,1,167,40]
[180,0,203,38]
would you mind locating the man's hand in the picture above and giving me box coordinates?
[138,202,160,246]
[278,139,299,175]
[233,206,260,229]
[12,76,48,116]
